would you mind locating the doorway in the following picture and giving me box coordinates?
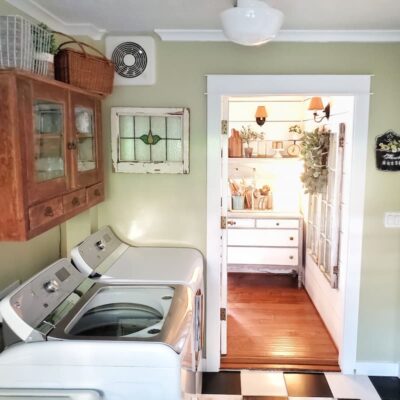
[205,75,371,373]
[219,94,352,371]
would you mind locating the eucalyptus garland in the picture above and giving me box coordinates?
[290,125,330,194]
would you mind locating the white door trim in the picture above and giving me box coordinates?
[205,74,371,373]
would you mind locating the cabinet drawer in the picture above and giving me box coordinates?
[227,218,255,228]
[256,219,299,229]
[228,247,298,266]
[228,229,298,247]
[29,197,63,230]
[87,182,104,205]
[63,189,87,214]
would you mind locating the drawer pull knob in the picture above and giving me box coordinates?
[67,141,77,150]
[227,220,236,226]
[94,189,101,197]
[276,222,280,226]
[289,255,294,260]
[72,197,80,206]
[290,236,294,241]
[44,206,54,217]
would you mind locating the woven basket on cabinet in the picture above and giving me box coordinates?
[54,32,114,96]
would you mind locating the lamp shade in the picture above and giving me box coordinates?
[221,0,284,46]
[255,105,268,118]
[308,96,324,111]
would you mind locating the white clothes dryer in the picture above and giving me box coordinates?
[70,226,204,294]
[0,259,199,400]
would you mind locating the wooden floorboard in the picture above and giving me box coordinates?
[221,273,340,371]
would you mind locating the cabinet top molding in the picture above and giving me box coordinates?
[0,70,103,99]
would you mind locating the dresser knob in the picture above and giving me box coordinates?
[44,206,54,217]
[94,189,101,197]
[72,197,80,206]
[276,222,280,226]
[289,236,294,241]
[289,256,294,260]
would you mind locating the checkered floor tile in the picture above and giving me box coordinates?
[201,371,400,399]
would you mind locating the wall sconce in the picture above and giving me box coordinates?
[255,105,268,126]
[308,97,330,123]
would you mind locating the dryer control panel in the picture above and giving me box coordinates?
[7,259,87,331]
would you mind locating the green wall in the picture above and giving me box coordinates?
[1,0,399,364]
[98,40,400,364]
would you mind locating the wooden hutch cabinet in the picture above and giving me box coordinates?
[0,71,104,241]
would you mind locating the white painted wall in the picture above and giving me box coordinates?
[303,96,355,353]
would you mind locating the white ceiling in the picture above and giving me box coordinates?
[13,0,400,32]
[5,0,400,41]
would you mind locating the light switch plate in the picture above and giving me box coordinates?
[384,212,400,228]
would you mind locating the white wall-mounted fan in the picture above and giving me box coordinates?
[105,36,156,86]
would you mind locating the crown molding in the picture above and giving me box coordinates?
[5,0,106,40]
[155,28,400,43]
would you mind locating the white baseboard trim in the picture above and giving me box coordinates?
[355,362,399,377]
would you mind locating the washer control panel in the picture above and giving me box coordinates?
[9,259,86,329]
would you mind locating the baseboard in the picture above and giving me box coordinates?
[355,361,399,377]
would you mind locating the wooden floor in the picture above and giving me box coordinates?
[221,273,340,371]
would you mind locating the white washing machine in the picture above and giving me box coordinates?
[70,226,204,379]
[0,258,200,400]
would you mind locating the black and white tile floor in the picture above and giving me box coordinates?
[201,371,400,400]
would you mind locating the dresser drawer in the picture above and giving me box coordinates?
[256,219,299,229]
[228,229,298,247]
[228,246,298,266]
[227,218,255,228]
[63,189,87,214]
[29,197,63,230]
[87,182,104,205]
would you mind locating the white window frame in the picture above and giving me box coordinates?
[111,107,190,174]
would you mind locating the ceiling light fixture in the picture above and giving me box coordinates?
[308,96,331,123]
[220,0,284,46]
[255,105,268,126]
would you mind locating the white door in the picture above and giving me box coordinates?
[220,97,229,355]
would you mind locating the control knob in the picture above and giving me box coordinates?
[43,279,59,293]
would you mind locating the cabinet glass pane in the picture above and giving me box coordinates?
[34,100,65,182]
[75,107,96,172]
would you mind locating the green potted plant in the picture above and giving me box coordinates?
[240,125,264,157]
[32,23,57,78]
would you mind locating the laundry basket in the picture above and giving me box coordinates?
[0,15,53,76]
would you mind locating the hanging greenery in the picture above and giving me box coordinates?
[290,125,330,194]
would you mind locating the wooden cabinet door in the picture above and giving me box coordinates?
[70,92,103,188]
[23,79,70,205]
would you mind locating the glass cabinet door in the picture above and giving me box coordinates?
[71,93,101,188]
[34,100,65,182]
[75,106,96,172]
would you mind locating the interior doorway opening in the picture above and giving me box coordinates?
[206,75,371,373]
[219,95,353,371]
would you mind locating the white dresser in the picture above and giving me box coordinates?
[227,212,303,286]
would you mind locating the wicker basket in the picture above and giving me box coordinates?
[54,32,114,96]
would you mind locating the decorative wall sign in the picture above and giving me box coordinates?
[375,130,400,171]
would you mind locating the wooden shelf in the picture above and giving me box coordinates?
[229,156,301,162]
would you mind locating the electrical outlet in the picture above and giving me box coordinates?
[384,212,400,228]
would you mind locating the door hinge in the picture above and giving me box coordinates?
[221,216,227,229]
[220,308,226,321]
[221,120,228,135]
[331,266,339,289]
[339,122,346,148]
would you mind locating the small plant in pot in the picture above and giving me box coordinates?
[240,125,264,157]
[32,23,57,78]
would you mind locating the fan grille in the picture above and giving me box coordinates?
[111,42,148,78]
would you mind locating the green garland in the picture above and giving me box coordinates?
[290,125,330,194]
